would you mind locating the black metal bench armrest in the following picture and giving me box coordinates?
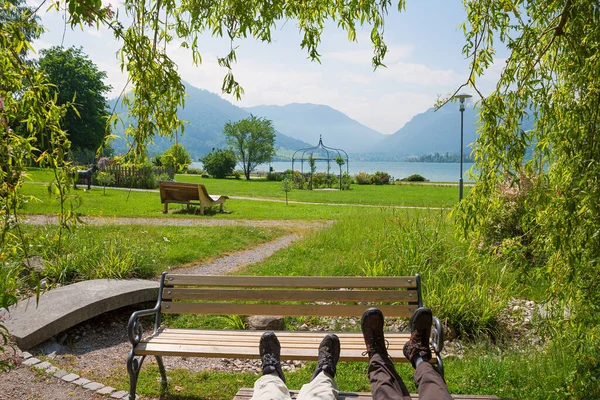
[128,272,167,346]
[432,316,444,353]
[128,307,161,346]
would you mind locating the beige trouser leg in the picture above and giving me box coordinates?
[297,371,339,400]
[250,373,292,400]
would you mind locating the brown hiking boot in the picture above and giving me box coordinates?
[403,307,433,368]
[259,331,286,383]
[361,308,388,358]
[311,333,340,381]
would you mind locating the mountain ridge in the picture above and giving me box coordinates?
[108,83,311,159]
[244,103,387,153]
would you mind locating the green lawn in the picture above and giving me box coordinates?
[18,182,446,220]
[177,174,466,207]
[23,167,467,208]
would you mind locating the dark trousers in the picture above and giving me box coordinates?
[368,353,452,400]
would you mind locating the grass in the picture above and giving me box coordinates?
[14,224,284,284]
[23,167,467,207]
[238,208,536,339]
[177,174,466,207]
[17,182,448,220]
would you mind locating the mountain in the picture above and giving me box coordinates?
[370,105,534,157]
[244,103,386,154]
[109,83,311,159]
[369,106,477,156]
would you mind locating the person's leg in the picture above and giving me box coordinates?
[250,332,291,400]
[403,307,452,400]
[413,363,452,400]
[251,373,291,400]
[361,308,412,400]
[297,333,340,400]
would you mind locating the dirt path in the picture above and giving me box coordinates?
[20,214,333,229]
[169,233,303,275]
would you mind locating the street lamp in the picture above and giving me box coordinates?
[454,93,472,201]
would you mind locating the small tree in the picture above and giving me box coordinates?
[335,155,345,190]
[160,143,191,173]
[223,115,275,180]
[281,176,293,205]
[308,154,316,190]
[95,171,115,195]
[201,149,237,178]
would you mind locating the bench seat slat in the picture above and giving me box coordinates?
[162,303,416,317]
[164,275,418,288]
[136,329,437,362]
[234,389,498,400]
[163,288,419,302]
[136,342,410,361]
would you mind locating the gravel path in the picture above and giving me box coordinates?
[20,214,333,229]
[169,233,303,275]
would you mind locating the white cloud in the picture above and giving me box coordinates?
[326,44,412,66]
[379,61,462,86]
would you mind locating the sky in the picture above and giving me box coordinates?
[31,0,506,134]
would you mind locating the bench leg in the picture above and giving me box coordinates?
[163,203,168,214]
[156,356,168,394]
[127,350,146,400]
[219,203,224,213]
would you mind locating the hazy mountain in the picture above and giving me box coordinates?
[370,105,534,157]
[368,106,477,156]
[245,103,386,154]
[109,83,311,159]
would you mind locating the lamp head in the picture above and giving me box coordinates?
[455,93,472,111]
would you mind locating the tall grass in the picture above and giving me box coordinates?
[240,208,525,339]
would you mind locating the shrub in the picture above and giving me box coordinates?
[186,167,204,175]
[201,149,237,178]
[266,172,284,181]
[160,144,192,173]
[371,171,390,185]
[354,172,371,185]
[402,174,428,182]
[284,170,305,189]
[233,170,242,179]
[341,172,352,190]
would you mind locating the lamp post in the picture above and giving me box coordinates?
[454,93,472,201]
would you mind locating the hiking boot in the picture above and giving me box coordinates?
[311,333,340,381]
[259,331,285,383]
[361,308,388,358]
[403,307,433,368]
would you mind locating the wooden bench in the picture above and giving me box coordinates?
[126,273,446,399]
[159,181,229,215]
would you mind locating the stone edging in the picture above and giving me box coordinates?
[21,351,137,399]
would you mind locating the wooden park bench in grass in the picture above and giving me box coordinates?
[126,273,463,400]
[159,181,229,215]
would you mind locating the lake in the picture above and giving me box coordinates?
[191,161,476,182]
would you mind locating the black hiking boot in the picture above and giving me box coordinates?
[402,307,433,368]
[361,308,388,358]
[310,333,341,381]
[259,331,286,383]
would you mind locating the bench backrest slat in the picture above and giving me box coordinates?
[163,275,418,289]
[162,303,416,318]
[162,288,419,302]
